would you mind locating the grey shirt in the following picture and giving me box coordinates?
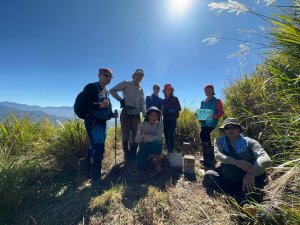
[109,80,146,116]
[135,121,164,143]
[214,136,272,177]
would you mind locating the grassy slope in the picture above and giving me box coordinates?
[0,118,240,225]
[8,151,237,225]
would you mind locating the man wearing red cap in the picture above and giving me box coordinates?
[80,68,118,184]
[199,84,224,167]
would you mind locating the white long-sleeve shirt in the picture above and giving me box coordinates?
[135,121,164,143]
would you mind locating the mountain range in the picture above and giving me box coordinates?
[0,101,117,127]
[0,101,74,118]
[0,101,74,124]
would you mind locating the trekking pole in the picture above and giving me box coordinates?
[114,109,117,165]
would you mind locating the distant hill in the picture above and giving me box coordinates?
[0,105,70,124]
[0,101,117,127]
[0,101,74,118]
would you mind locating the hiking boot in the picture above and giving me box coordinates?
[154,154,162,173]
[201,142,215,168]
[130,142,138,161]
[208,145,216,167]
[122,142,130,162]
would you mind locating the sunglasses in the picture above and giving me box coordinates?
[224,125,239,130]
[103,73,112,78]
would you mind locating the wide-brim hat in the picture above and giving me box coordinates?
[145,106,162,121]
[219,118,243,131]
[163,84,174,93]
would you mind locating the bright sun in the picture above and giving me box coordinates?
[169,0,192,15]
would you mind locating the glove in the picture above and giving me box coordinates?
[120,99,125,108]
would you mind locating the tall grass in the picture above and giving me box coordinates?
[207,0,300,223]
[48,117,88,173]
[0,115,53,157]
[174,108,201,153]
[0,116,89,224]
[0,116,55,222]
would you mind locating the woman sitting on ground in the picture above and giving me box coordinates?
[203,118,272,215]
[135,106,164,172]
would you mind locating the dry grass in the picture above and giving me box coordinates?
[5,132,237,225]
[2,115,298,224]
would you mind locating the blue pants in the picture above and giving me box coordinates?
[163,120,176,153]
[84,116,107,180]
[135,141,162,169]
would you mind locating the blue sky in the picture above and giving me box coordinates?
[0,0,289,110]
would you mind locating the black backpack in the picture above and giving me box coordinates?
[74,91,87,119]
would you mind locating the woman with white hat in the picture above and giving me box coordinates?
[135,106,164,172]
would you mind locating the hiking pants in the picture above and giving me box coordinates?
[163,119,176,153]
[120,109,140,158]
[84,116,107,180]
[135,141,162,169]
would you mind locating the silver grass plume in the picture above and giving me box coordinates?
[208,0,249,15]
[202,34,220,45]
[227,44,250,59]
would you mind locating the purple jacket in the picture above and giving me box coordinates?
[162,96,181,121]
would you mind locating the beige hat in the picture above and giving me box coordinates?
[132,68,144,79]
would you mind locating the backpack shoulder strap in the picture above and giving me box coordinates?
[207,97,216,109]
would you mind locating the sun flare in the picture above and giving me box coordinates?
[169,0,192,15]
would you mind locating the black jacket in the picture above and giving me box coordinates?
[82,82,113,121]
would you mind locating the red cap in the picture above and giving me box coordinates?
[204,84,215,95]
[204,84,214,90]
[163,84,174,92]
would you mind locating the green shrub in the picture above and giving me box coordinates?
[175,108,201,153]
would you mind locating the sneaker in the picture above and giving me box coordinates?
[243,204,257,217]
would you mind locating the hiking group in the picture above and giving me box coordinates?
[75,67,272,215]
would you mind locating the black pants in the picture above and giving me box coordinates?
[203,166,266,206]
[200,126,214,146]
[163,120,176,153]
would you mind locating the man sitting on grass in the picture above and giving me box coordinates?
[135,106,164,173]
[203,118,272,216]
